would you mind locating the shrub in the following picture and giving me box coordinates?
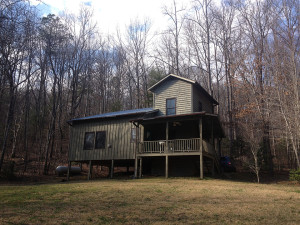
[289,170,300,182]
[1,161,16,180]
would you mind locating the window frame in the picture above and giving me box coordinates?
[131,127,139,143]
[166,98,176,115]
[83,132,95,150]
[95,131,106,149]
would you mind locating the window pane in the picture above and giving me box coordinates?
[166,98,176,115]
[131,128,136,142]
[84,132,95,150]
[167,108,176,115]
[95,131,106,149]
[167,98,175,108]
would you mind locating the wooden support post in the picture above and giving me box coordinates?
[134,122,139,179]
[110,159,114,179]
[166,121,169,153]
[67,161,71,181]
[199,118,203,179]
[136,124,140,154]
[211,159,215,177]
[88,160,92,180]
[218,138,222,158]
[134,157,138,178]
[139,158,142,178]
[165,155,169,178]
[211,119,214,146]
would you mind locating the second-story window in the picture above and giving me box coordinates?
[166,98,176,115]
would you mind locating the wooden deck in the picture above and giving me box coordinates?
[137,138,221,177]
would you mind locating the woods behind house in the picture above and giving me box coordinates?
[0,0,299,177]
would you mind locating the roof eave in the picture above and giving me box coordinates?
[194,82,219,105]
[133,111,207,123]
[69,109,159,124]
[148,74,195,92]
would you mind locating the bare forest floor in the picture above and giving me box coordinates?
[0,175,300,225]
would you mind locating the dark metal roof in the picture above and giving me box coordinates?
[70,108,158,123]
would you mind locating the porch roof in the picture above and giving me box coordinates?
[133,111,206,123]
[132,112,225,138]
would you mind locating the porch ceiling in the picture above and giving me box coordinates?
[132,112,205,124]
[132,112,225,138]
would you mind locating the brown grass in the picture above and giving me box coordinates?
[0,178,299,224]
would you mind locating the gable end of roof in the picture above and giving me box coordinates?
[148,74,195,92]
[148,74,218,105]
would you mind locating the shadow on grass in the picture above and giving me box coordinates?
[0,169,294,187]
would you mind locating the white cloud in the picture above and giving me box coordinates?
[92,0,192,34]
[31,0,193,35]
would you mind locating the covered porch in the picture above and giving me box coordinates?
[132,113,224,178]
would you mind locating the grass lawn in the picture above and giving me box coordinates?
[0,178,299,224]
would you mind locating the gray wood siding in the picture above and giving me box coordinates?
[192,86,213,113]
[69,119,142,161]
[154,79,192,115]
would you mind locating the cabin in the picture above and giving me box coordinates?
[67,74,224,179]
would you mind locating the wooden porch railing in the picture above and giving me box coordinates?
[140,139,221,173]
[142,140,166,153]
[141,138,201,153]
[169,138,200,152]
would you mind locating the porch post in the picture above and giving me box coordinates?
[136,123,140,153]
[165,121,169,178]
[199,118,203,179]
[67,161,71,181]
[139,157,143,178]
[211,119,214,147]
[110,159,114,179]
[134,157,138,178]
[88,160,92,180]
[134,122,139,178]
[166,121,169,153]
[218,138,222,158]
[165,155,169,178]
[211,159,215,176]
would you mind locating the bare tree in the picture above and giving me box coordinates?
[0,1,37,172]
[161,0,186,75]
[239,120,262,183]
[269,0,300,169]
[186,0,215,95]
[213,0,241,154]
[117,18,151,109]
[235,0,275,173]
